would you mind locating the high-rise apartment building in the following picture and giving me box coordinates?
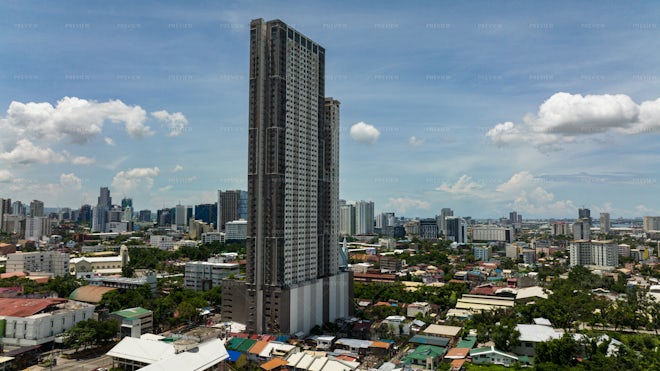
[29,200,44,218]
[572,219,591,240]
[223,19,351,335]
[339,204,356,236]
[355,201,374,235]
[600,212,610,234]
[643,216,660,232]
[570,240,618,268]
[578,208,592,224]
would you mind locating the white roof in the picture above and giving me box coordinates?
[70,256,122,264]
[423,324,463,337]
[107,337,228,370]
[259,341,296,358]
[533,318,552,326]
[515,324,562,343]
[516,286,549,300]
[107,336,174,364]
[335,338,372,349]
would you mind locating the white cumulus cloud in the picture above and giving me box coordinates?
[112,167,160,193]
[486,92,660,151]
[436,175,483,196]
[0,97,153,146]
[152,110,189,137]
[172,165,184,173]
[0,139,66,164]
[104,137,116,146]
[385,197,431,214]
[350,121,380,145]
[60,173,82,190]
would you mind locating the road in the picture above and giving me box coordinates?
[28,354,113,371]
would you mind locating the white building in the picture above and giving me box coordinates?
[339,204,356,236]
[643,216,660,232]
[473,245,493,261]
[107,337,228,371]
[600,212,610,234]
[569,240,618,268]
[225,219,247,241]
[572,220,591,240]
[0,298,95,349]
[201,231,225,244]
[6,251,69,277]
[355,201,375,235]
[184,260,240,291]
[471,226,514,242]
[24,216,51,242]
[150,235,174,250]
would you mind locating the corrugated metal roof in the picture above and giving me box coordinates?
[0,298,67,317]
[68,285,116,303]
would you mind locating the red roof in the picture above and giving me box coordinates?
[0,298,67,317]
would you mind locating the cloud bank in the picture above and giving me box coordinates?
[486,92,660,151]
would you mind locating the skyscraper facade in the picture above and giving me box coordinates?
[29,200,44,218]
[438,207,454,237]
[225,19,351,335]
[217,190,243,231]
[600,212,610,234]
[355,201,374,235]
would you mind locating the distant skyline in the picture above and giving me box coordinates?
[2,1,660,218]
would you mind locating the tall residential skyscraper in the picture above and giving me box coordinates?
[0,198,11,231]
[355,201,375,235]
[339,204,356,236]
[600,212,610,234]
[224,19,351,335]
[29,200,44,217]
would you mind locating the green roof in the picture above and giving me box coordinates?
[456,336,477,349]
[405,345,447,362]
[227,337,246,350]
[111,307,152,318]
[236,339,256,353]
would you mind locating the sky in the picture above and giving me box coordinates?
[2,0,660,219]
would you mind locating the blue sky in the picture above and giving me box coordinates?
[2,0,660,219]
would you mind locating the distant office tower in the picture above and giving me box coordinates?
[109,206,123,222]
[438,208,454,236]
[92,187,112,232]
[572,219,591,240]
[643,216,660,232]
[217,190,242,231]
[419,218,439,240]
[473,245,493,261]
[121,197,133,210]
[195,203,218,226]
[224,19,351,335]
[174,204,192,226]
[578,208,592,224]
[99,187,112,208]
[445,216,466,243]
[376,212,395,230]
[237,190,248,220]
[600,212,611,234]
[29,200,44,217]
[339,204,356,236]
[157,208,172,226]
[355,201,375,235]
[122,207,133,222]
[138,209,152,222]
[570,241,618,268]
[0,197,11,231]
[78,204,92,226]
[509,211,518,225]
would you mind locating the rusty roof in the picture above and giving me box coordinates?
[0,298,67,317]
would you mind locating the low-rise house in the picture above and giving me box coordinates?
[407,302,431,318]
[470,346,519,366]
[110,307,153,338]
[405,345,446,369]
[513,324,563,357]
[421,325,462,346]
